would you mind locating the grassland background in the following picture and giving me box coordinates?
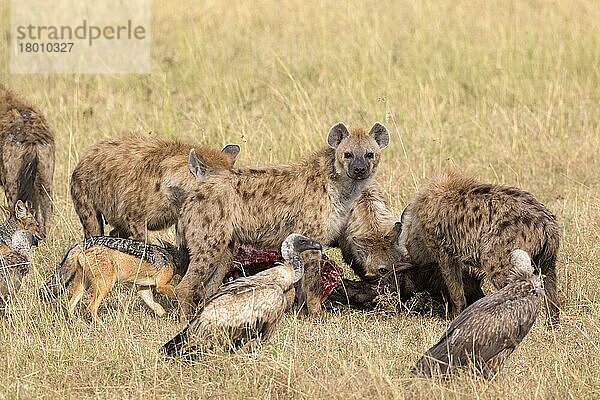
[0,1,599,399]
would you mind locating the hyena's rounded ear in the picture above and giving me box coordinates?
[394,261,415,272]
[369,122,389,149]
[327,122,350,149]
[392,221,402,241]
[188,149,208,178]
[15,200,27,220]
[221,144,241,163]
[399,205,410,224]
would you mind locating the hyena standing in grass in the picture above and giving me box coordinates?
[397,172,560,326]
[176,122,390,318]
[0,85,55,236]
[70,137,240,239]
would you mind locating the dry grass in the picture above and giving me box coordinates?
[1,0,599,398]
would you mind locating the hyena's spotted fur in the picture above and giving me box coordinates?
[0,85,55,236]
[336,183,403,280]
[336,183,485,311]
[70,137,240,240]
[176,122,390,318]
[398,172,560,326]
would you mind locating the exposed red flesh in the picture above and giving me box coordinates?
[228,245,342,302]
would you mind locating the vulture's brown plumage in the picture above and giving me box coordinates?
[162,234,322,359]
[413,249,543,378]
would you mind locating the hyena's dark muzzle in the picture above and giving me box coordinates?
[347,156,371,180]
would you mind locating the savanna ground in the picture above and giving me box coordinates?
[0,1,599,398]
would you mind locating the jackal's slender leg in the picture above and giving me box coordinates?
[137,287,166,316]
[87,276,115,323]
[155,269,177,297]
[156,283,177,298]
[67,270,86,319]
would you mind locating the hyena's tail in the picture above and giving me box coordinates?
[533,220,561,327]
[38,244,80,300]
[16,149,39,208]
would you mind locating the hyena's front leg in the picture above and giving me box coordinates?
[176,237,232,320]
[437,252,466,318]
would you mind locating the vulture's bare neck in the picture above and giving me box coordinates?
[289,255,304,284]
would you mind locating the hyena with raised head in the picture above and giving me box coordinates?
[397,172,560,326]
[70,137,240,239]
[176,122,390,318]
[0,85,55,236]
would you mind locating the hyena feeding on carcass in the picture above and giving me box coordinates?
[176,122,390,318]
[397,172,560,326]
[70,137,240,239]
[331,183,485,312]
[0,85,55,236]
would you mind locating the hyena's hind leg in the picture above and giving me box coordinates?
[36,142,54,236]
[71,175,104,237]
[436,251,466,318]
[537,252,560,327]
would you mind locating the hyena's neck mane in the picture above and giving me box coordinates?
[318,147,373,207]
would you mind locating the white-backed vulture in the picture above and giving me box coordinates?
[162,233,322,359]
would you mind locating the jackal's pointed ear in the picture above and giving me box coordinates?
[15,200,27,220]
[327,122,350,149]
[369,122,389,149]
[188,149,208,178]
[221,144,241,163]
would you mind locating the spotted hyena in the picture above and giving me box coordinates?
[335,183,485,312]
[176,122,390,318]
[397,172,560,326]
[70,137,240,240]
[0,85,55,236]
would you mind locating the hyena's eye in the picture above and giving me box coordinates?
[344,152,353,159]
[365,152,374,159]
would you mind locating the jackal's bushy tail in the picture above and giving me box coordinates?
[38,244,80,300]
